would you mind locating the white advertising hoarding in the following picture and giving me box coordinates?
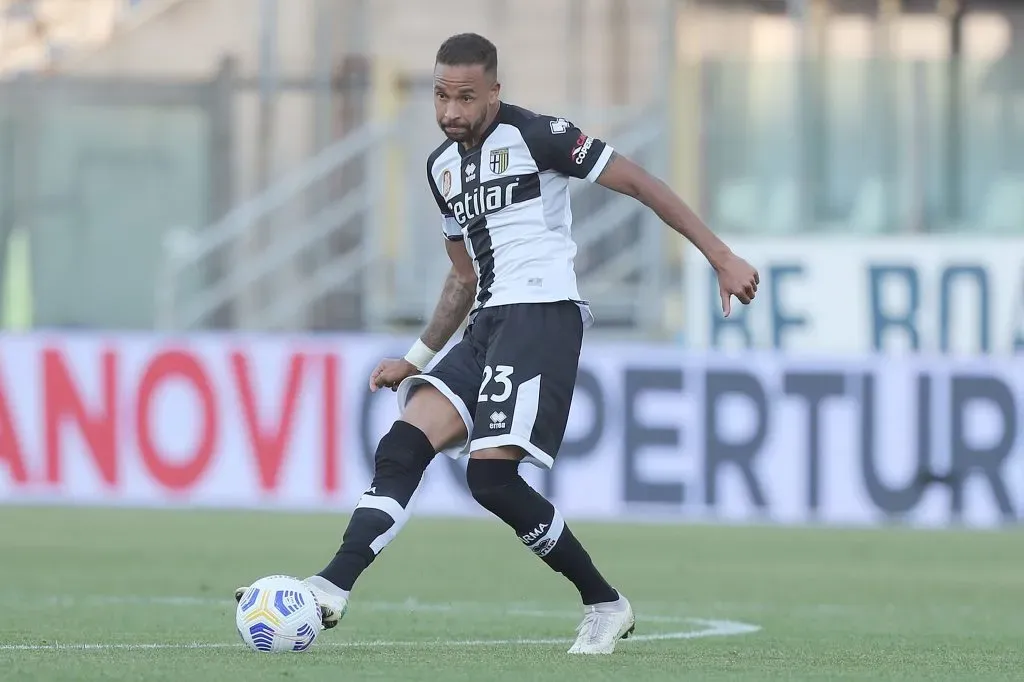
[1,333,1023,529]
[683,236,1024,354]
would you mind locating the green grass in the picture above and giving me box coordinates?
[1,507,1023,681]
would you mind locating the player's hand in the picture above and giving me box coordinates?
[715,251,759,317]
[369,358,419,393]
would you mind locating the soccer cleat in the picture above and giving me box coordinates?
[566,593,635,654]
[234,578,348,630]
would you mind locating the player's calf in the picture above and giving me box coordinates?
[466,457,620,606]
[316,420,436,594]
[466,456,633,653]
[232,421,434,628]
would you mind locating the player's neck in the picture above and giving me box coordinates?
[461,102,501,150]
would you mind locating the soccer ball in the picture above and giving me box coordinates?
[235,575,323,653]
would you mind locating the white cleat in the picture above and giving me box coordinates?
[567,594,635,654]
[234,577,349,630]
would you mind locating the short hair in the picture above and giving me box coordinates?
[435,33,498,76]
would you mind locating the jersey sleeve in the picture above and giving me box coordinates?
[439,215,463,241]
[524,116,615,182]
[426,158,463,241]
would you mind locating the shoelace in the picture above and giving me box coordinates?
[577,610,612,644]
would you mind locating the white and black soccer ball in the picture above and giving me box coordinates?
[235,575,323,653]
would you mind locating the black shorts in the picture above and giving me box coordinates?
[396,301,584,468]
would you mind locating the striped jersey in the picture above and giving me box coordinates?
[426,102,615,329]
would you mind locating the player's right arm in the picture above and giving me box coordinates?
[420,239,477,352]
[368,159,478,393]
[417,157,479,354]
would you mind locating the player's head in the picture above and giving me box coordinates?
[434,33,500,144]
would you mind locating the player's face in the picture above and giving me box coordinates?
[433,63,500,145]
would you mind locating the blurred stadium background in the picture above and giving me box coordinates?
[1,0,1022,523]
[2,0,1020,337]
[2,2,1024,677]
[2,0,1023,513]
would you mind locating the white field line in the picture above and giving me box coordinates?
[17,595,737,623]
[12,593,979,618]
[0,596,761,652]
[0,618,759,651]
[8,593,859,614]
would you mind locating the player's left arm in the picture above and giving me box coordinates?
[528,116,758,316]
[595,151,759,316]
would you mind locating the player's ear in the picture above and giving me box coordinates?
[490,79,501,103]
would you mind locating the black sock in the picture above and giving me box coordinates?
[318,420,435,591]
[466,458,619,605]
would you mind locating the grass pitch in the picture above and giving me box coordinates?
[1,506,1022,681]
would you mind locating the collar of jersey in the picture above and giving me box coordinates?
[458,102,503,157]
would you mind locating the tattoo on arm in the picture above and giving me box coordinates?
[420,267,476,351]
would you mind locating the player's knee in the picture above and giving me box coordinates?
[401,384,467,451]
[470,446,523,461]
[466,458,520,510]
[373,420,435,481]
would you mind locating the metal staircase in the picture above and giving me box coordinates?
[157,90,675,337]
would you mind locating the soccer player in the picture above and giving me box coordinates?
[237,32,758,654]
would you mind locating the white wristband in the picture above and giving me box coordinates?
[403,338,437,371]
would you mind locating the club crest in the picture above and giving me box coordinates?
[489,148,510,175]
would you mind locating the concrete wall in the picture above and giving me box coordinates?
[60,0,674,205]
[66,0,352,206]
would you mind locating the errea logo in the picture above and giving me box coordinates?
[489,411,506,429]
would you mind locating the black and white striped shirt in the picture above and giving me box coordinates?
[426,102,614,328]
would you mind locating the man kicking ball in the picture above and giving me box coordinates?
[237,32,758,655]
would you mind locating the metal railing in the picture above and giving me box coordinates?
[157,121,393,330]
[157,100,674,336]
[568,106,669,331]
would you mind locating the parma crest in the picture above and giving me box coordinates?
[489,148,510,175]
